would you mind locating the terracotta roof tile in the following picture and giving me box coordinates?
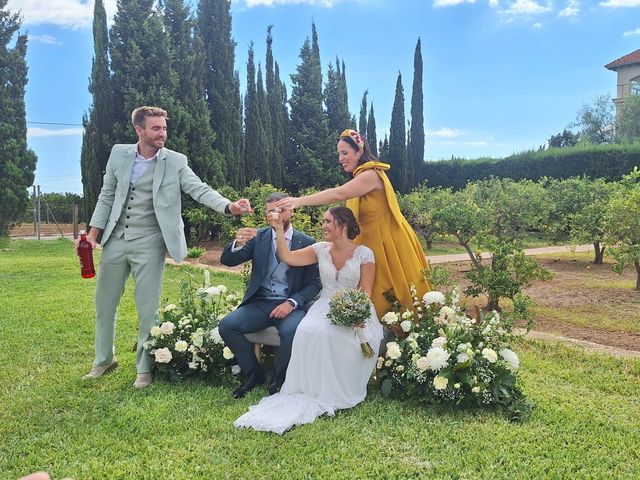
[605,49,640,70]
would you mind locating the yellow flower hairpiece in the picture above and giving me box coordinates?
[339,129,365,152]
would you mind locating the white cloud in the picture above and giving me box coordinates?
[434,0,476,7]
[624,28,640,36]
[503,0,552,15]
[599,0,640,6]
[489,0,499,6]
[29,34,63,45]
[427,127,463,138]
[6,0,117,29]
[558,0,579,16]
[245,0,339,6]
[532,22,543,28]
[28,127,84,138]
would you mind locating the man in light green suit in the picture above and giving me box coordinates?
[80,106,251,388]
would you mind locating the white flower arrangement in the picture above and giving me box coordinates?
[144,272,241,383]
[375,282,532,421]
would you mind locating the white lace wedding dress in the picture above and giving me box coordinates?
[234,242,384,434]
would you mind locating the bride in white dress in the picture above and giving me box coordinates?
[234,207,384,434]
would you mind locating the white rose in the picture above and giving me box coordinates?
[223,346,235,359]
[499,348,520,371]
[456,352,470,364]
[432,336,447,348]
[153,347,172,363]
[386,342,402,360]
[400,320,412,333]
[150,326,162,337]
[416,356,429,372]
[384,359,393,367]
[209,327,224,344]
[482,348,498,363]
[217,284,228,294]
[159,322,175,335]
[231,364,241,375]
[162,304,177,313]
[433,375,448,390]
[423,291,446,305]
[382,312,399,325]
[204,286,221,297]
[426,346,450,371]
[401,310,413,320]
[456,343,468,353]
[454,383,461,389]
[174,340,188,352]
[438,306,456,324]
[472,386,481,394]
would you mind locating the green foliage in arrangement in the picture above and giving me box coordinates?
[2,240,639,479]
[424,142,640,190]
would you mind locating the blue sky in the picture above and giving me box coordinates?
[6,0,640,194]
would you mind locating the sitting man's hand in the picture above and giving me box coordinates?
[269,301,294,319]
[235,227,257,247]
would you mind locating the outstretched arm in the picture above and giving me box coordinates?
[269,213,318,266]
[274,170,382,210]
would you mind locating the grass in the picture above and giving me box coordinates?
[1,239,639,479]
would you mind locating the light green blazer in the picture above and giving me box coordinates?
[89,144,230,262]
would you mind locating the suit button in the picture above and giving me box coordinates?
[132,187,136,191]
[126,216,130,219]
[125,225,129,228]
[130,197,134,200]
[128,207,131,210]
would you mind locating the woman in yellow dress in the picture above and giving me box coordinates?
[275,129,431,320]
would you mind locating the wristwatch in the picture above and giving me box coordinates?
[224,203,231,215]
[286,299,297,309]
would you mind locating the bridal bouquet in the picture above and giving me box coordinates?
[144,270,242,382]
[376,284,532,421]
[327,288,375,358]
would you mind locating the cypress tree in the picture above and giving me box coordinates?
[266,26,285,187]
[162,0,223,185]
[367,102,378,156]
[80,0,114,216]
[256,64,272,183]
[109,0,176,142]
[388,72,408,192]
[358,90,368,135]
[244,43,265,183]
[288,23,339,191]
[198,0,243,188]
[0,1,36,236]
[379,134,389,163]
[409,38,424,189]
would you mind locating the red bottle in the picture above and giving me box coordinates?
[77,230,96,279]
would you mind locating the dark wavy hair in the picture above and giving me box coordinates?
[328,206,360,240]
[338,131,378,167]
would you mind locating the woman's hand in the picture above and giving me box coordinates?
[274,196,301,211]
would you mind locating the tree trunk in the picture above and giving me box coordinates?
[487,294,501,312]
[457,236,481,269]
[593,242,605,265]
[426,240,433,250]
[635,260,640,291]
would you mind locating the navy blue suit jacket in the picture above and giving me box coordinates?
[220,227,321,311]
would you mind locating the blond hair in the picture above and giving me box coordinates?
[131,106,168,128]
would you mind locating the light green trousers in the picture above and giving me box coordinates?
[94,231,166,373]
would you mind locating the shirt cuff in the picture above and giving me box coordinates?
[286,298,298,309]
[230,240,243,252]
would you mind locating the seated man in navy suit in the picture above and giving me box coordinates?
[219,192,321,398]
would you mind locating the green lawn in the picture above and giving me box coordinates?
[1,239,639,479]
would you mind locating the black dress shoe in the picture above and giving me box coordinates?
[266,373,284,395]
[232,368,265,399]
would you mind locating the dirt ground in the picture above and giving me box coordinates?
[11,225,639,352]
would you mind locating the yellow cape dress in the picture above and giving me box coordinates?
[346,161,432,320]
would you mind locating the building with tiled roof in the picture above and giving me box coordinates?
[605,49,640,118]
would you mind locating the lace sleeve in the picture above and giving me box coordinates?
[357,245,375,264]
[311,241,330,256]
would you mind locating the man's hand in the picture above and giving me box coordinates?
[269,301,294,319]
[235,227,257,247]
[227,199,253,215]
[75,228,100,249]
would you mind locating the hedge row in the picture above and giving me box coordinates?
[423,142,640,189]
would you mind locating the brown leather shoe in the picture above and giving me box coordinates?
[83,358,119,380]
[133,372,153,389]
